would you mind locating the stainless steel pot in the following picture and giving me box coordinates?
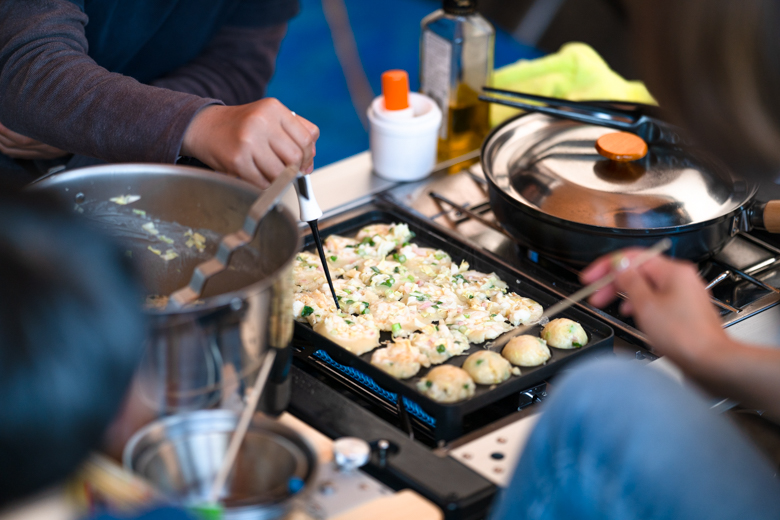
[123,410,317,520]
[30,164,301,415]
[482,113,780,265]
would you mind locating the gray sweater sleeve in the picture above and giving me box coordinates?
[0,0,222,164]
[151,23,287,106]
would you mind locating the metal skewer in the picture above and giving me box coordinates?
[492,238,673,350]
[294,174,340,311]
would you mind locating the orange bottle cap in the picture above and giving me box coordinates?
[382,70,410,111]
[595,132,648,162]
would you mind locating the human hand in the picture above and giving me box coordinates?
[0,121,68,160]
[581,249,728,364]
[180,98,319,189]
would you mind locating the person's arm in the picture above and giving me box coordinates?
[582,252,780,420]
[150,23,287,106]
[0,0,221,164]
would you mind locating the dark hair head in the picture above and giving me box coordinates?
[631,0,780,181]
[0,186,145,507]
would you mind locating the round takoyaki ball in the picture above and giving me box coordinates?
[416,365,475,403]
[541,318,587,349]
[502,335,551,367]
[461,350,517,385]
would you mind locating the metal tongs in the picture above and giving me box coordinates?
[479,86,685,146]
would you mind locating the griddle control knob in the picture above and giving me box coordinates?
[333,437,371,471]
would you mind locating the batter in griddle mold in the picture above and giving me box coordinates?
[462,350,519,385]
[541,318,588,349]
[502,335,551,367]
[416,365,476,403]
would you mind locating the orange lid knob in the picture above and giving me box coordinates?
[595,132,648,162]
[382,70,410,111]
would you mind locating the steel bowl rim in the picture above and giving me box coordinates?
[123,409,319,509]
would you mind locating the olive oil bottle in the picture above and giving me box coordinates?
[420,0,494,171]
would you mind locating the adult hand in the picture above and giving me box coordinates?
[0,122,68,160]
[181,98,319,189]
[581,250,728,365]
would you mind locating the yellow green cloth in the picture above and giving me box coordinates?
[490,42,657,127]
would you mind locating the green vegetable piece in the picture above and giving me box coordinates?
[434,251,446,260]
[371,266,381,274]
[391,323,402,334]
[425,380,433,388]
[345,320,354,325]
[394,266,400,273]
[346,300,354,305]
[407,275,415,282]
[476,359,484,365]
[463,384,470,390]
[573,342,582,348]
[398,254,407,263]
[329,255,337,262]
[301,306,314,317]
[436,344,446,353]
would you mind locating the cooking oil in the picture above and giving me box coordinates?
[420,0,494,172]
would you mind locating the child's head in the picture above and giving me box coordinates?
[0,186,146,507]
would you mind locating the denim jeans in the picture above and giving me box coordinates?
[490,358,780,520]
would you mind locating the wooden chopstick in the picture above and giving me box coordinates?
[491,238,673,350]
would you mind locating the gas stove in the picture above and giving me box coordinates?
[280,153,780,519]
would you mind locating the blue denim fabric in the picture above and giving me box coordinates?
[490,358,780,520]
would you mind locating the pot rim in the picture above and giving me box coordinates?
[29,163,303,316]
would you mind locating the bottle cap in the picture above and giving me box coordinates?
[381,70,410,111]
[443,0,476,15]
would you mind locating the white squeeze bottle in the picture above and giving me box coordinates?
[420,0,494,172]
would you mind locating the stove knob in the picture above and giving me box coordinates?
[332,437,371,471]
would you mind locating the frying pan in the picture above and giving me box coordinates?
[481,112,780,266]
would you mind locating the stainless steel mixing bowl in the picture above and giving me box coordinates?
[123,410,317,520]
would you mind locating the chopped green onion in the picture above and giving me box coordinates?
[463,384,470,390]
[573,342,582,348]
[434,251,446,260]
[453,274,466,282]
[425,380,433,388]
[407,275,415,282]
[464,314,470,318]
[436,344,446,353]
[391,323,402,334]
[379,277,395,287]
[301,306,314,317]
[329,255,337,262]
[476,359,484,365]
[345,320,354,325]
[398,254,407,263]
[296,255,304,261]
[371,266,381,274]
[434,325,439,331]
[394,266,400,273]
[346,300,354,304]
[458,326,467,333]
